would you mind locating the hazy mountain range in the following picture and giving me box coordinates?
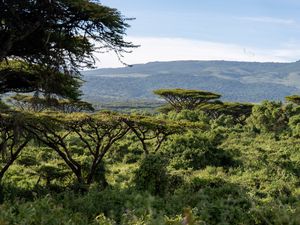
[81,60,300,104]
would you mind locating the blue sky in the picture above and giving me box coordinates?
[97,0,300,67]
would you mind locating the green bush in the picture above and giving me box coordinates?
[133,154,169,196]
[162,132,235,170]
[289,114,300,137]
[246,101,291,134]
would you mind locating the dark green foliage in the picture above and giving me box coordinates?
[17,150,38,166]
[289,115,300,137]
[37,164,69,187]
[0,111,32,183]
[286,95,300,105]
[199,101,253,123]
[157,104,175,114]
[108,135,143,163]
[0,0,136,99]
[0,184,3,204]
[5,3,300,223]
[0,60,83,100]
[92,163,108,189]
[0,100,9,111]
[2,93,300,224]
[133,154,169,196]
[167,109,210,123]
[246,101,291,134]
[0,0,135,68]
[178,175,253,224]
[162,132,235,170]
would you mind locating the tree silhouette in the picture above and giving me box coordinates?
[0,0,137,95]
[154,88,221,111]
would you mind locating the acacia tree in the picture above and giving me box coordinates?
[123,115,187,154]
[0,0,136,95]
[285,95,300,105]
[8,94,94,113]
[67,113,130,184]
[0,112,31,184]
[26,112,129,186]
[154,88,221,111]
[199,101,253,123]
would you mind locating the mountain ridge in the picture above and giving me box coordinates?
[81,60,300,104]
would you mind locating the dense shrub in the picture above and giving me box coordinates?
[133,154,169,196]
[289,114,300,137]
[162,132,235,170]
[167,109,210,123]
[246,101,291,134]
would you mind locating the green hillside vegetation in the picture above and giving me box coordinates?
[81,60,300,104]
[2,1,300,224]
[1,89,300,224]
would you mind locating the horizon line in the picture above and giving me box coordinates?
[85,59,299,71]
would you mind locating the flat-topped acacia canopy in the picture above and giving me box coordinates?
[198,101,253,122]
[285,95,300,105]
[153,88,221,111]
[9,94,94,112]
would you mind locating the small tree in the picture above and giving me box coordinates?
[0,112,31,183]
[154,88,221,111]
[67,112,129,184]
[27,112,129,187]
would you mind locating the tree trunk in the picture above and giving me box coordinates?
[0,182,3,204]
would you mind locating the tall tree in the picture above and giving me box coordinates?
[0,0,136,95]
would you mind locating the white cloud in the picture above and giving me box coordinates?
[238,16,295,25]
[93,36,300,68]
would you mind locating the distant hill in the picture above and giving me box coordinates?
[81,60,300,104]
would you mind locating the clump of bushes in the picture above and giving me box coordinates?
[133,154,169,196]
[161,131,235,170]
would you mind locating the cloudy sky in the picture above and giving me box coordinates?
[96,0,300,68]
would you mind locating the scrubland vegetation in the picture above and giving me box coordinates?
[1,89,300,225]
[2,1,300,224]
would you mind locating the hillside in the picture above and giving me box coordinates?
[81,60,300,104]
